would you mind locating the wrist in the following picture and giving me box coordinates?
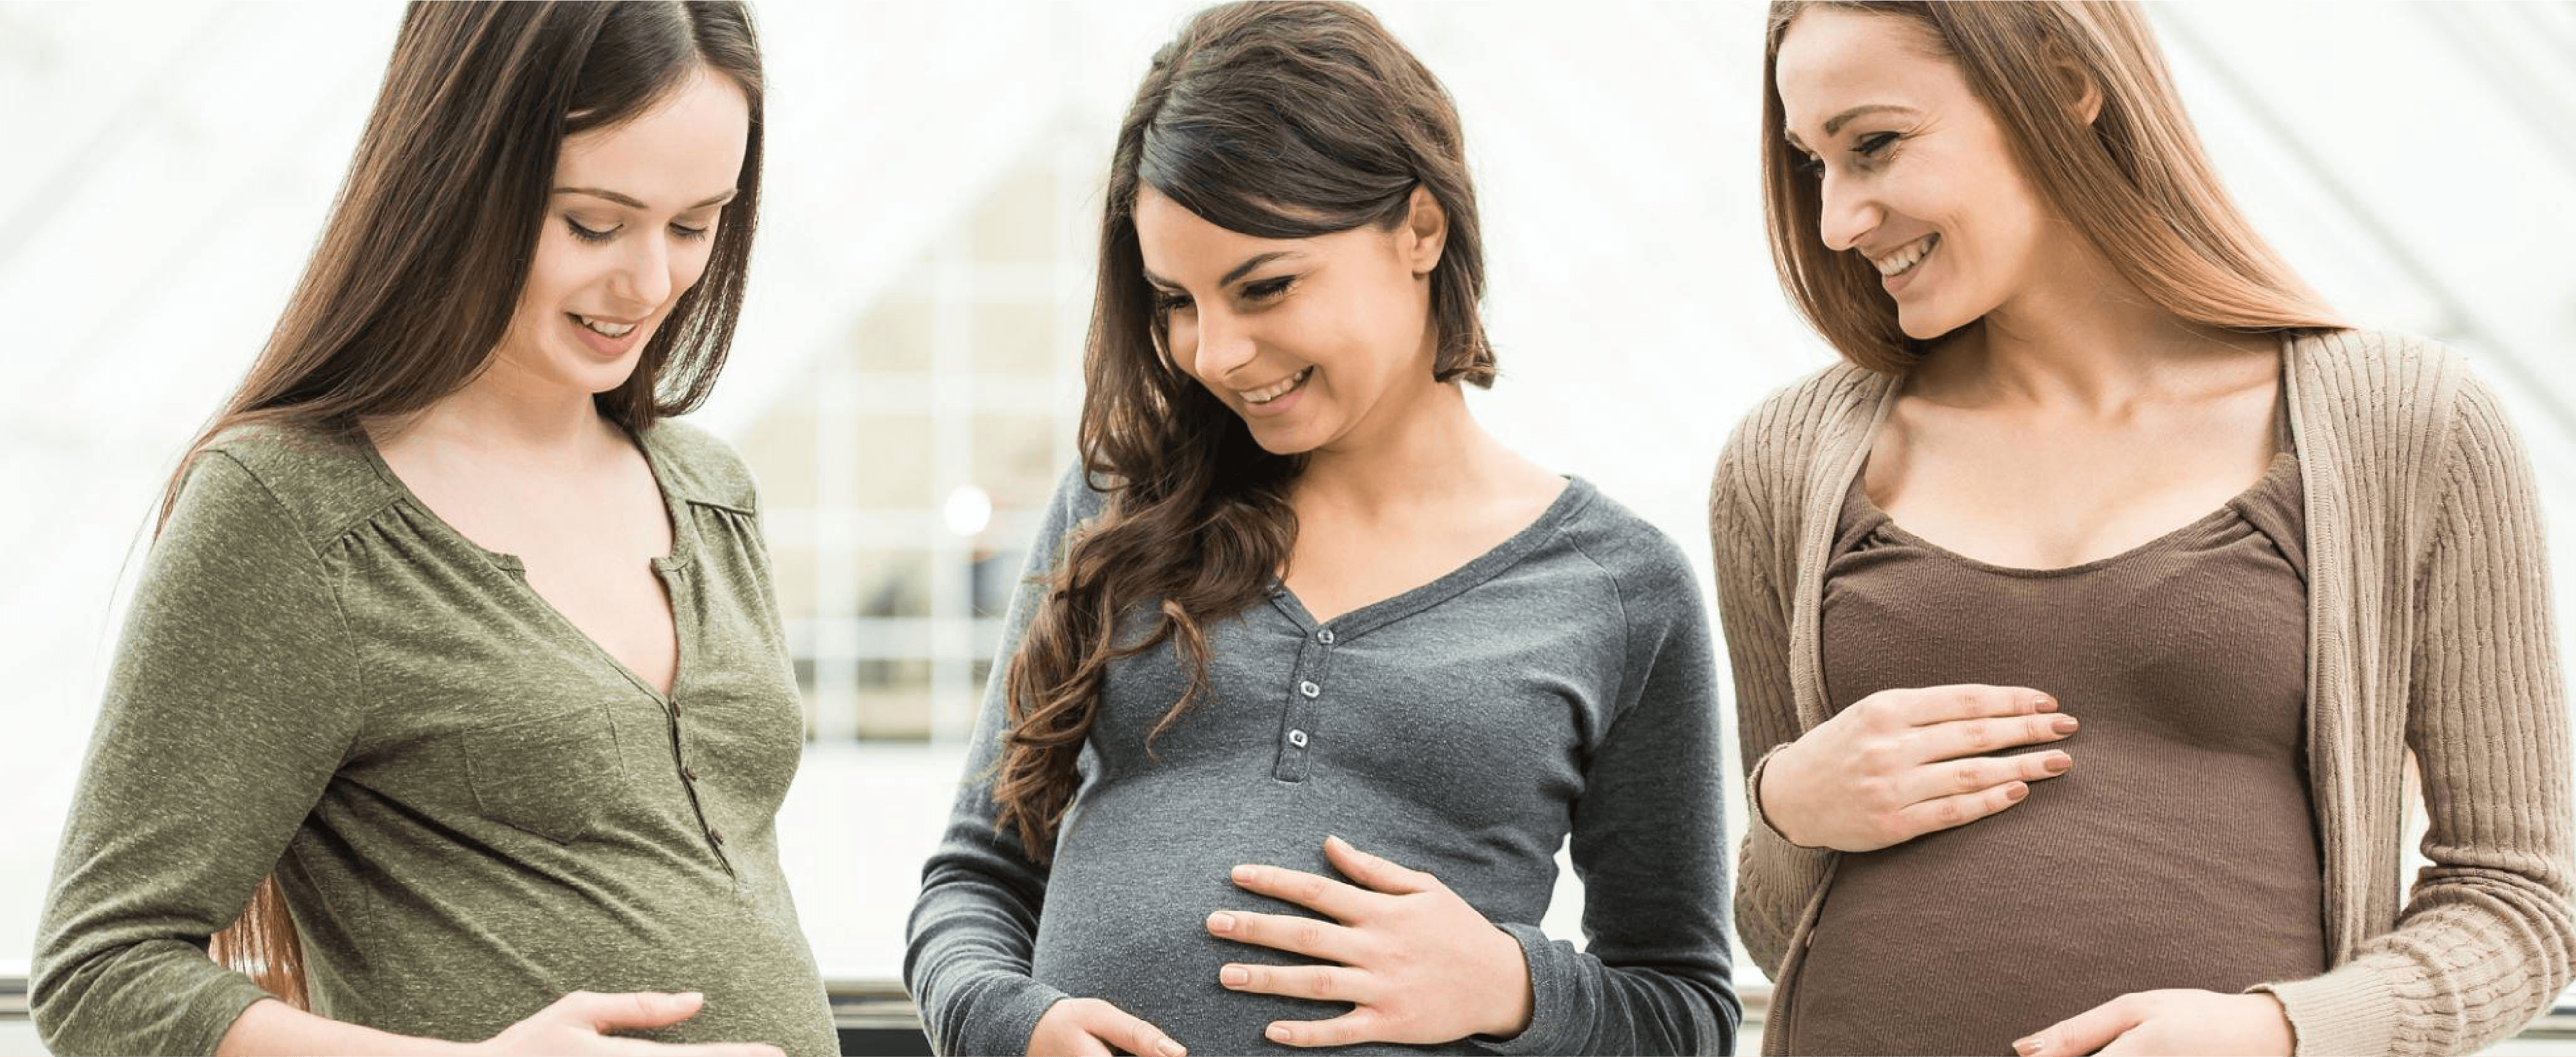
[1478,924,1535,1039]
[1754,742,1813,847]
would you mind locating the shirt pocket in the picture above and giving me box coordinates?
[457,706,625,844]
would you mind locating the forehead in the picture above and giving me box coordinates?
[1132,185,1305,281]
[1773,9,1962,130]
[554,67,750,205]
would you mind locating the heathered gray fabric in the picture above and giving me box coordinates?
[906,465,1739,1057]
[33,421,837,1057]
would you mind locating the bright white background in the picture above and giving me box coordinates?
[4,1,2574,1049]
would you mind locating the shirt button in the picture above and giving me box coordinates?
[708,827,725,846]
[1317,628,1336,645]
[1298,680,1320,698]
[670,701,683,718]
[683,765,700,782]
[1288,729,1309,748]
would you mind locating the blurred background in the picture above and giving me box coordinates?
[4,1,2574,1052]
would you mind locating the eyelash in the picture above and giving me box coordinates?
[1796,131,1903,178]
[564,218,714,243]
[1151,276,1297,314]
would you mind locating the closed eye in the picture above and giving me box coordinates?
[1241,276,1295,303]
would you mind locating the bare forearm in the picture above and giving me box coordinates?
[216,999,476,1057]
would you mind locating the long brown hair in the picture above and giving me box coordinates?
[1761,1,2344,374]
[190,1,765,1007]
[989,1,1493,860]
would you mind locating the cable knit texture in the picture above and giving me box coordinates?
[1709,330,2576,1056]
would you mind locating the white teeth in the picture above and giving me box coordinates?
[1871,234,1938,278]
[1240,367,1314,405]
[575,314,636,338]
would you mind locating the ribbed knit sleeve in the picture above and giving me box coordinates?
[1709,394,1835,982]
[2259,371,2576,1056]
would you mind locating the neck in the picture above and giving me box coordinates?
[1927,248,2269,411]
[377,355,618,462]
[1294,378,1504,518]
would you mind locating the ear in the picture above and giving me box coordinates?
[2051,53,2103,126]
[1398,185,1447,277]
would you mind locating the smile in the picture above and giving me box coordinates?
[1238,367,1314,406]
[571,314,638,338]
[1870,233,1938,278]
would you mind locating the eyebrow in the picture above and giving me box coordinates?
[1142,251,1298,291]
[553,186,739,211]
[1786,103,1922,148]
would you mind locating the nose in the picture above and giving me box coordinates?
[1189,305,1258,383]
[1816,171,1880,254]
[608,230,676,311]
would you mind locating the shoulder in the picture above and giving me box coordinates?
[2287,328,2478,439]
[1715,359,1891,504]
[1045,458,1115,529]
[191,420,399,548]
[639,417,759,513]
[1555,481,1704,625]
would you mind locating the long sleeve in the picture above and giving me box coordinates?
[1708,404,1834,981]
[1483,529,1740,1056]
[32,452,368,1057]
[904,464,1100,1057]
[2260,373,2576,1056]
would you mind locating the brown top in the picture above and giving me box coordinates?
[1711,331,2576,1057]
[1783,449,2323,1055]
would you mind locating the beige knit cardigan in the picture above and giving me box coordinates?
[1709,330,2576,1056]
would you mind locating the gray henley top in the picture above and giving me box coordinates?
[906,466,1739,1056]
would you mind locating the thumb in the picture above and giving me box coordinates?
[571,990,706,1032]
[1323,835,1433,895]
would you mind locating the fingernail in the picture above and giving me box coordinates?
[1160,1042,1186,1057]
[2045,753,2072,773]
[1221,965,1249,987]
[2014,1037,2043,1056]
[2033,696,2056,712]
[677,991,704,1003]
[1325,834,1348,850]
[1232,864,1256,882]
[2005,782,2029,801]
[1208,911,1236,934]
[1267,1024,1292,1043]
[2052,716,2079,734]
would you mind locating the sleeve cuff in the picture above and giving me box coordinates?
[1471,922,1586,1056]
[947,975,1070,1057]
[2251,959,2397,1057]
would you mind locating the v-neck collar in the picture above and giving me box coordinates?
[355,421,696,705]
[1264,476,1596,643]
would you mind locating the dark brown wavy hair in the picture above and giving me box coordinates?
[990,0,1493,860]
[1763,1,2342,374]
[182,0,764,1009]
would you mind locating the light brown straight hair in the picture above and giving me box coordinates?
[184,1,765,1009]
[1762,1,2345,374]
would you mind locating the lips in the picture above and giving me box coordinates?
[571,314,638,338]
[1870,233,1938,278]
[1238,366,1314,406]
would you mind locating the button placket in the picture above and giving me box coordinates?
[1273,627,1338,783]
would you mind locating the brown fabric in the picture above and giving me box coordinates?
[1782,451,2324,1054]
[1710,331,2576,1056]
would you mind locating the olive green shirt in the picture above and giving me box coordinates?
[32,420,838,1057]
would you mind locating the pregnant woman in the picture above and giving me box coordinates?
[33,4,833,1054]
[1716,2,2575,1055]
[906,3,1738,1055]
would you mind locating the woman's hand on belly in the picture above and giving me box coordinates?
[473,991,782,1056]
[1028,998,1187,1057]
[1762,683,2078,852]
[1205,836,1534,1048]
[2015,989,2293,1056]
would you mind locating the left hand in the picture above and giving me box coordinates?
[2016,989,2294,1056]
[1205,835,1535,1047]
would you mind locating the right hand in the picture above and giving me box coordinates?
[476,991,784,1056]
[1758,684,2078,852]
[1029,996,1187,1057]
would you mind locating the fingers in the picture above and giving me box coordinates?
[1265,1011,1382,1049]
[1231,862,1373,922]
[1891,780,2031,837]
[1320,835,1435,895]
[564,991,706,1031]
[1913,712,2079,763]
[1220,962,1373,1005]
[1880,684,2057,727]
[1207,909,1362,962]
[1894,747,2073,805]
[602,1042,784,1057]
[2014,993,2146,1057]
[1055,999,1184,1057]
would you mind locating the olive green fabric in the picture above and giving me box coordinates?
[33,420,838,1057]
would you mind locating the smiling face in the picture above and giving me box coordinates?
[1133,184,1448,456]
[1774,8,2078,341]
[489,66,750,399]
